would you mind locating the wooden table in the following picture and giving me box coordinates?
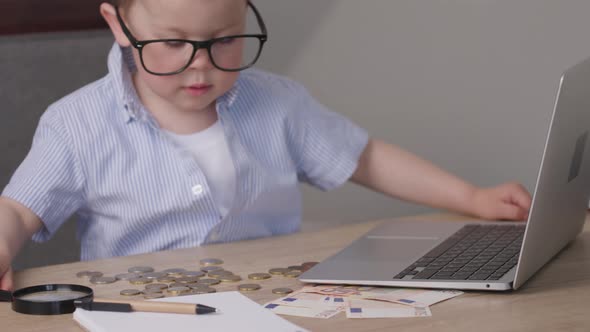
[3,213,590,331]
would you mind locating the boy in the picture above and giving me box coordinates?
[0,0,531,291]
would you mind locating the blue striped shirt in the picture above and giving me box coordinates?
[2,44,369,261]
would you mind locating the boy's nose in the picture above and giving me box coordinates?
[187,49,214,70]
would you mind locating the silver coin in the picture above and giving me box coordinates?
[208,270,233,278]
[115,272,141,280]
[219,274,242,283]
[201,266,224,273]
[182,271,206,278]
[238,284,261,291]
[200,258,224,266]
[198,278,221,286]
[175,276,201,284]
[129,277,153,285]
[167,286,191,296]
[141,272,167,279]
[162,268,187,275]
[128,266,155,274]
[90,276,117,284]
[120,289,142,296]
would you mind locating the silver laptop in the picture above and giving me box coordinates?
[300,55,590,291]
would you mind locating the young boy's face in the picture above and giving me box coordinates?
[115,0,248,114]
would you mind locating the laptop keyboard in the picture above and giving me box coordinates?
[393,224,525,281]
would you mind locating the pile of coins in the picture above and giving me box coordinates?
[75,259,319,299]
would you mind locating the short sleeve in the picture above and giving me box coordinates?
[288,85,369,191]
[2,109,85,242]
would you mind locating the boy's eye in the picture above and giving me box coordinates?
[217,37,236,45]
[163,40,187,48]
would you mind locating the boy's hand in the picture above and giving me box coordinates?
[470,182,531,221]
[0,261,14,291]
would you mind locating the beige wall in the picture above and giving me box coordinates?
[3,1,590,268]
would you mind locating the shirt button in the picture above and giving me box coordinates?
[192,184,204,195]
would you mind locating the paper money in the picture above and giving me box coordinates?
[358,288,463,307]
[264,302,342,319]
[346,298,432,319]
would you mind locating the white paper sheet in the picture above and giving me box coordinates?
[73,291,309,332]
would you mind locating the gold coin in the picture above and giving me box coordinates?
[129,277,153,285]
[190,287,216,294]
[182,271,206,278]
[201,265,224,273]
[90,276,117,284]
[198,278,221,286]
[169,282,187,288]
[208,270,233,278]
[284,271,301,278]
[115,272,141,280]
[248,273,271,280]
[272,287,294,295]
[287,265,303,272]
[145,283,168,291]
[128,266,155,273]
[167,286,190,296]
[156,276,176,283]
[144,293,164,299]
[268,268,290,276]
[219,274,242,283]
[238,284,261,292]
[143,288,163,294]
[120,289,142,296]
[76,271,103,278]
[200,258,224,266]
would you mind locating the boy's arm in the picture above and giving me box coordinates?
[0,196,43,290]
[350,138,531,220]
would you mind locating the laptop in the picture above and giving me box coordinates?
[300,55,590,291]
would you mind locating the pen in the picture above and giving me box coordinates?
[74,298,218,315]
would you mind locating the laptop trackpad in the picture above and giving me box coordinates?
[337,235,440,263]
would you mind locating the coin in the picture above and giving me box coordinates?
[145,283,168,291]
[115,272,141,280]
[143,288,163,294]
[284,271,301,278]
[167,286,191,296]
[182,271,206,278]
[248,273,271,280]
[90,276,117,284]
[129,277,153,285]
[207,270,233,278]
[144,293,164,299]
[128,266,155,273]
[200,258,224,266]
[301,262,319,271]
[175,276,201,284]
[198,278,221,286]
[287,265,303,272]
[169,282,187,288]
[162,268,187,275]
[156,276,176,283]
[219,274,242,283]
[272,287,294,295]
[268,268,290,276]
[201,265,224,273]
[76,271,103,278]
[141,272,167,279]
[238,284,261,292]
[120,289,142,296]
[190,287,216,294]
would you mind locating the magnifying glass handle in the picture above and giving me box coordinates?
[0,290,13,302]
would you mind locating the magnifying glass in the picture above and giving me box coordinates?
[0,284,93,315]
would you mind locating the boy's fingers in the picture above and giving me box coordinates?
[0,266,14,291]
[498,202,526,221]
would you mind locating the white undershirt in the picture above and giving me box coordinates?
[164,121,236,218]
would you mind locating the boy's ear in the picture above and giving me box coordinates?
[100,2,132,47]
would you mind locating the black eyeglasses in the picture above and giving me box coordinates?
[116,1,268,76]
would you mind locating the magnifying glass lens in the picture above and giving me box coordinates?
[17,290,91,302]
